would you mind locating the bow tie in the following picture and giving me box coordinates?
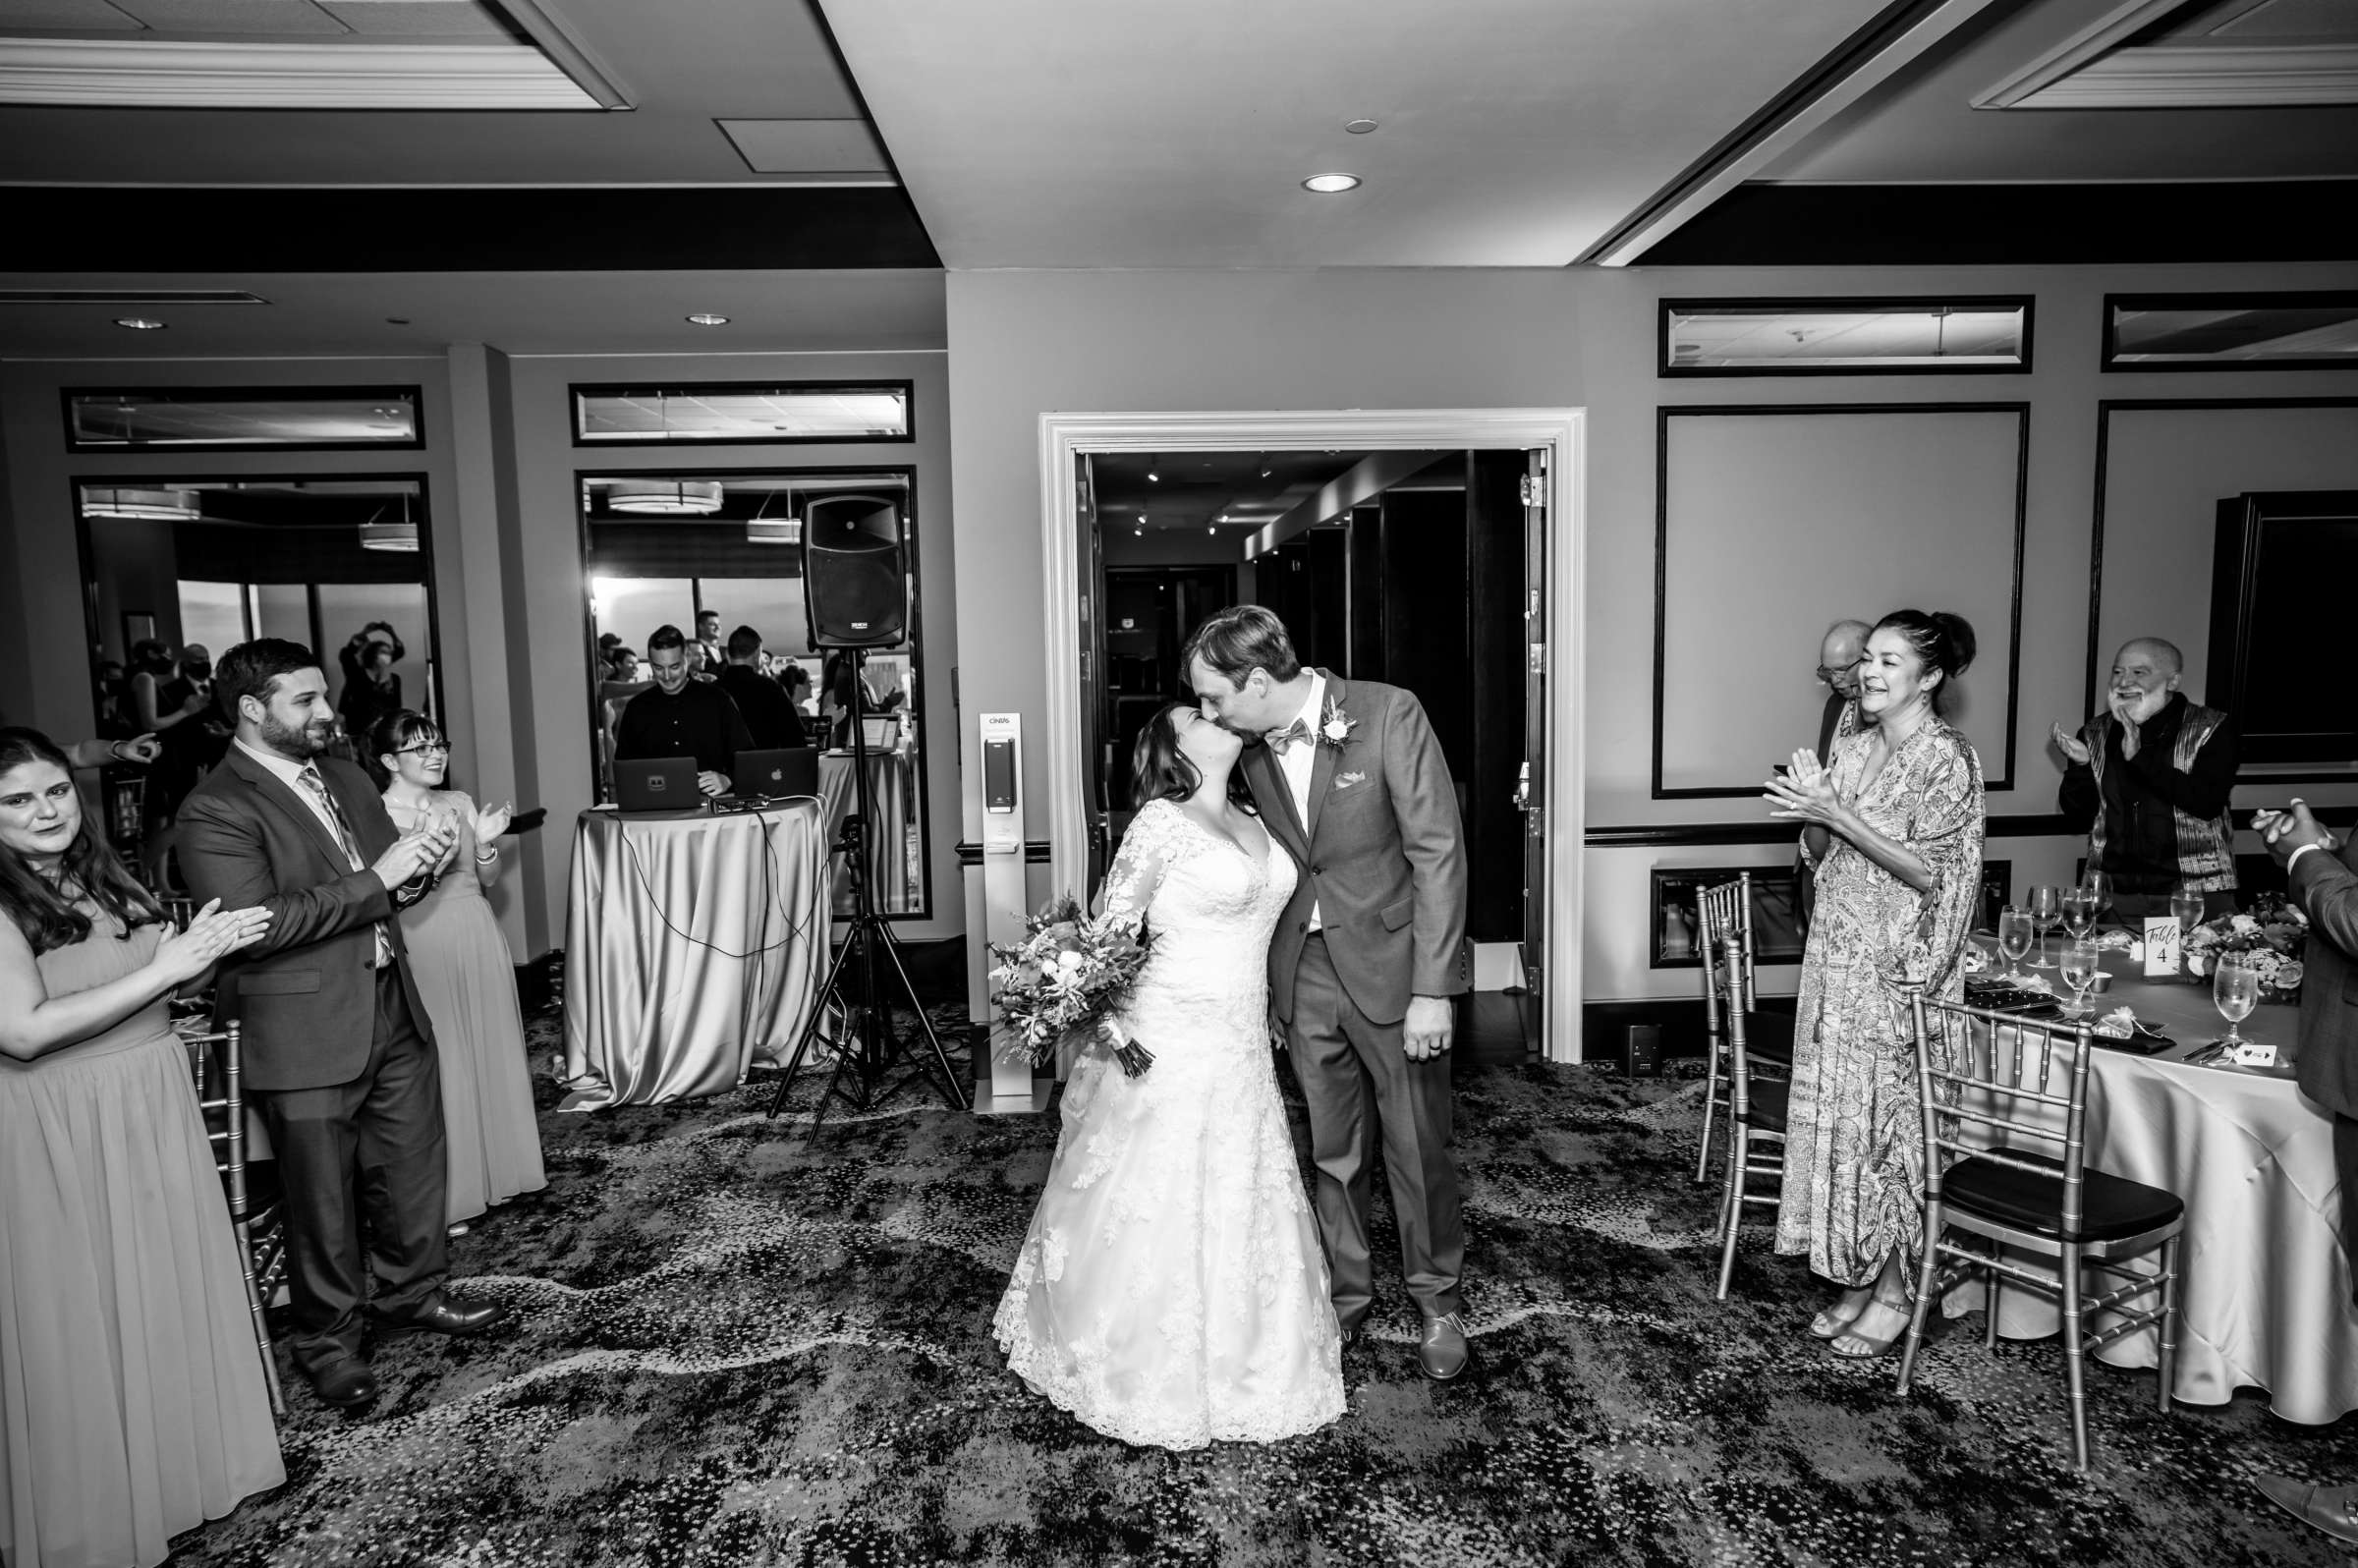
[1264,718,1312,756]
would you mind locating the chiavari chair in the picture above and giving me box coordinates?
[1709,930,1790,1300]
[180,1019,287,1419]
[1894,989,2183,1472]
[1694,872,1794,1185]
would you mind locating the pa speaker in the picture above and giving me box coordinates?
[802,493,907,648]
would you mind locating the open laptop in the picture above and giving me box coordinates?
[732,746,820,801]
[613,756,704,814]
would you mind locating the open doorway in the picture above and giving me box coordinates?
[1040,411,1584,1061]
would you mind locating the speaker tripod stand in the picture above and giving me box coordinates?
[766,650,968,1135]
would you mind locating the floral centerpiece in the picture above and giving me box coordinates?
[2183,892,2308,1001]
[987,895,1159,1077]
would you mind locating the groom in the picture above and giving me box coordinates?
[1185,605,1473,1380]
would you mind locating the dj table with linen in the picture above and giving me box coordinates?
[559,801,830,1111]
[1955,944,2357,1425]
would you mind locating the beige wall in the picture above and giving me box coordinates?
[942,261,2358,1028]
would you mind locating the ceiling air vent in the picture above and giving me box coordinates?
[0,290,268,307]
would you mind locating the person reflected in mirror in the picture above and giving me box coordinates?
[2053,638,2238,924]
[368,709,545,1237]
[694,609,724,677]
[1797,618,1872,935]
[0,726,284,1561]
[714,625,809,751]
[1764,609,1986,1361]
[337,621,408,745]
[613,625,753,799]
[2252,798,2358,1544]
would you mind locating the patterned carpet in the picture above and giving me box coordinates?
[166,1002,2358,1568]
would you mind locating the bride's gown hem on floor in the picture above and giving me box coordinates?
[993,798,1346,1450]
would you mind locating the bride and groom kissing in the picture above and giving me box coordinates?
[993,604,1472,1449]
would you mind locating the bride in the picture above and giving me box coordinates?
[993,701,1345,1448]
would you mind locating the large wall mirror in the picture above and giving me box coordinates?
[74,475,441,879]
[578,469,929,917]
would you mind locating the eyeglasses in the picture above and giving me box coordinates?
[395,742,450,756]
[1814,665,1850,684]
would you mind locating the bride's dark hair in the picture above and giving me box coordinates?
[1130,702,1254,812]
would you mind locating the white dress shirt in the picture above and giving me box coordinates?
[1274,671,1326,932]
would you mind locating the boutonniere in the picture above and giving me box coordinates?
[1318,696,1359,751]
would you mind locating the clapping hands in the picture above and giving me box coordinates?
[2256,799,2338,868]
[471,799,513,844]
[151,900,272,985]
[1764,748,1842,826]
[2049,722,2092,766]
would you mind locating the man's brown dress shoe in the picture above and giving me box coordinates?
[376,1292,509,1341]
[309,1357,378,1411]
[1417,1312,1471,1382]
[2255,1475,2358,1545]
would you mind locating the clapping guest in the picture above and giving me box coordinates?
[369,710,546,1234]
[2252,799,2358,1544]
[1764,610,1986,1360]
[2053,637,2239,923]
[177,639,508,1413]
[0,727,284,1568]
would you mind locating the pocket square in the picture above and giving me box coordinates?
[1334,771,1367,790]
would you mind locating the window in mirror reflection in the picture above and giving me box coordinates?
[1662,299,2031,374]
[580,471,928,917]
[572,382,911,445]
[75,476,440,887]
[2104,293,2358,370]
[66,386,422,450]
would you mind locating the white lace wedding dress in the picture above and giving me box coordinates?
[993,798,1346,1449]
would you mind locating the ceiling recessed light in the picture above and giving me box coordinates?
[686,312,730,327]
[1137,514,1147,525]
[1303,173,1361,194]
[1207,526,1216,535]
[1345,119,1378,135]
[113,316,166,330]
[1134,528,1143,536]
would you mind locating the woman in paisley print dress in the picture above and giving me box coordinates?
[994,702,1345,1449]
[1763,610,1986,1360]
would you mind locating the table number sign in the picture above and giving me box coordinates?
[2144,917,2181,978]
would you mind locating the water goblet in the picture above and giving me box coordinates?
[2058,937,2100,1020]
[2029,884,2062,968]
[2170,887,2208,981]
[1996,907,2034,984]
[2080,867,2110,921]
[2061,889,2097,942]
[2211,956,2261,1058]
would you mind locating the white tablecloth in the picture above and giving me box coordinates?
[1957,951,2358,1424]
[816,750,915,916]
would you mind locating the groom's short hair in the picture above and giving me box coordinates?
[1182,605,1303,688]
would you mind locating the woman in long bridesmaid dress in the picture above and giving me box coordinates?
[0,727,284,1568]
[368,710,546,1231]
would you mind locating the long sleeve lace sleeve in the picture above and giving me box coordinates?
[1093,800,1179,930]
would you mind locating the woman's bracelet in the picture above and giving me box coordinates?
[476,845,499,864]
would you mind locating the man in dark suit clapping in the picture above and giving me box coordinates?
[178,639,509,1412]
[2251,799,2358,1543]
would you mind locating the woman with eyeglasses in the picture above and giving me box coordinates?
[368,710,545,1234]
[0,727,283,1568]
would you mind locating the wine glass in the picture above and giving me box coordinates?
[2029,884,2062,968]
[2212,956,2261,1056]
[1996,907,2034,984]
[2058,937,2101,1020]
[2170,887,2207,981]
[2061,889,2097,942]
[2079,868,2110,925]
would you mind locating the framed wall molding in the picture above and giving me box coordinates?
[1653,402,2030,801]
[2084,397,2358,784]
[1649,866,1803,970]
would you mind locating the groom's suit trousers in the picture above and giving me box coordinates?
[1289,933,1465,1327]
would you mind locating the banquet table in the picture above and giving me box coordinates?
[816,749,915,916]
[559,801,830,1111]
[1952,942,2358,1424]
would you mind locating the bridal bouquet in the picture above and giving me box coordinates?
[2183,892,2307,1001]
[988,896,1158,1077]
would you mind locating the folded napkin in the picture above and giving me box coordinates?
[2091,1006,2174,1055]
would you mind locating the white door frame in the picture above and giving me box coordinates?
[1036,408,1588,1060]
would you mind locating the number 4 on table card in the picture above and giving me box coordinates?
[2144,917,2181,979]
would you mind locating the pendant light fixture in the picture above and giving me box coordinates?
[359,490,420,552]
[81,485,197,521]
[608,478,724,515]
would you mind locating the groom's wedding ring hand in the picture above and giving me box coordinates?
[1402,995,1454,1062]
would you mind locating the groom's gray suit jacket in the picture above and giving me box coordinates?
[1244,672,1470,1023]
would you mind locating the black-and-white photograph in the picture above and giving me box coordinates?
[1,2,2354,1563]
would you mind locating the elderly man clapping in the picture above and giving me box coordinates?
[2052,637,2239,923]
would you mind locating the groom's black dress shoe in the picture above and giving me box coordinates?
[309,1357,378,1411]
[375,1292,509,1341]
[2254,1476,2358,1545]
[1418,1312,1471,1382]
